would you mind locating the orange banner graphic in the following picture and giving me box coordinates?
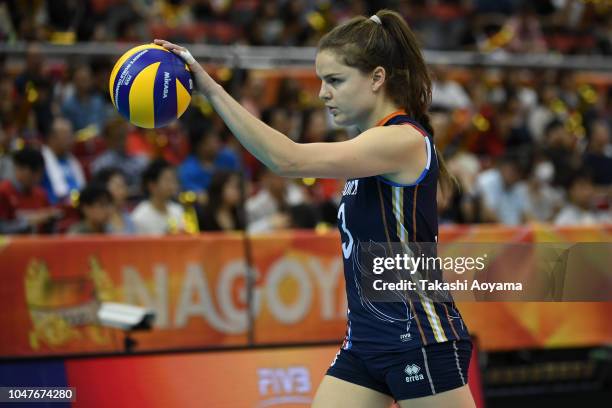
[0,225,610,357]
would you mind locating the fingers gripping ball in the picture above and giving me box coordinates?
[109,44,193,129]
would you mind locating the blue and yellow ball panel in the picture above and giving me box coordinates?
[109,44,193,129]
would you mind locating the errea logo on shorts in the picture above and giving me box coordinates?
[404,364,425,383]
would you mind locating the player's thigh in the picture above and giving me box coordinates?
[397,384,475,408]
[312,375,395,408]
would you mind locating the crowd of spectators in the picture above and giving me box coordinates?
[1,1,611,55]
[433,65,612,226]
[0,2,610,235]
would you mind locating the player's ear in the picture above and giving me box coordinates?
[372,66,386,92]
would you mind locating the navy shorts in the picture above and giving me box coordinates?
[326,340,472,401]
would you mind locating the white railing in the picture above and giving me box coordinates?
[1,42,611,71]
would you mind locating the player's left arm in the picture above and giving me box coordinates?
[281,126,427,180]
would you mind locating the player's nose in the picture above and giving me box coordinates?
[318,82,330,101]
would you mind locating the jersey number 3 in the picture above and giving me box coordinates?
[338,202,353,259]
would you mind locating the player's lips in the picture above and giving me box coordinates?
[327,106,339,113]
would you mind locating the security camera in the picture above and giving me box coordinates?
[97,302,156,331]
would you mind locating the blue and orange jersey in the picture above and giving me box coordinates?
[337,111,470,353]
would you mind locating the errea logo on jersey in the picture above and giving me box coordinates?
[404,364,425,383]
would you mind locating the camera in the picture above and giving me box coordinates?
[97,302,156,331]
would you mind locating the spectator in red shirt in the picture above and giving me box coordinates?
[0,148,61,234]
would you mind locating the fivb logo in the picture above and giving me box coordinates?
[404,363,425,383]
[257,366,312,406]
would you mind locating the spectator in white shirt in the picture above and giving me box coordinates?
[431,66,472,111]
[475,153,530,225]
[246,168,306,233]
[524,156,564,222]
[555,171,612,225]
[132,160,185,235]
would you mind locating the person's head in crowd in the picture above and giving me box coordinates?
[529,150,555,186]
[497,153,524,188]
[467,80,489,108]
[566,170,595,210]
[536,83,559,106]
[94,168,129,208]
[431,65,450,83]
[24,43,44,77]
[73,64,93,97]
[502,93,523,116]
[558,70,577,92]
[276,77,302,109]
[91,57,113,96]
[302,109,328,143]
[102,115,129,151]
[259,167,288,201]
[189,126,221,162]
[116,18,145,43]
[544,119,573,149]
[241,73,265,100]
[47,117,75,156]
[12,148,45,190]
[142,159,179,202]
[200,170,244,231]
[208,171,242,212]
[262,107,292,136]
[76,184,113,233]
[587,120,610,154]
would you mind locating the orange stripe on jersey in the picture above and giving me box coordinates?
[376,110,407,127]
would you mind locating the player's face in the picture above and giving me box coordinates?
[315,50,375,127]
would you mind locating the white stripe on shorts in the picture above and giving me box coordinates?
[453,340,466,385]
[420,347,436,394]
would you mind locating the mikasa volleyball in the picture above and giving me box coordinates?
[109,44,193,128]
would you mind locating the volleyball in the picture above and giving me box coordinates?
[109,44,193,129]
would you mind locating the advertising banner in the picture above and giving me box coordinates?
[0,235,252,356]
[0,225,611,357]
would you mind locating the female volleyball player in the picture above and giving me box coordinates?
[156,9,474,408]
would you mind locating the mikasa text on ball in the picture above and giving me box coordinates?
[109,44,193,129]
